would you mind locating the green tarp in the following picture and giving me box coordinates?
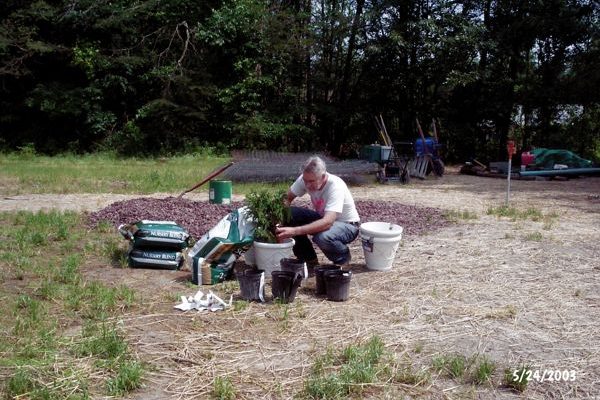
[530,148,593,169]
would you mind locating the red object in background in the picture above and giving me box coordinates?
[521,152,535,166]
[507,141,516,159]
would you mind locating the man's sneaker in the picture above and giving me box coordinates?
[336,254,351,268]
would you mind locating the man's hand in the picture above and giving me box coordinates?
[276,211,337,242]
[276,226,297,241]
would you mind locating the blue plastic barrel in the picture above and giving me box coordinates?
[414,138,435,156]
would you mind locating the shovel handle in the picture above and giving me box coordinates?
[178,161,235,198]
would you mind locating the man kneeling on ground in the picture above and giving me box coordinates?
[275,156,361,267]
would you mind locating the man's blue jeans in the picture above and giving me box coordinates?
[288,206,359,265]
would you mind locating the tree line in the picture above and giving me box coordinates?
[1,0,598,162]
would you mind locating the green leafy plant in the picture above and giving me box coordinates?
[245,189,290,243]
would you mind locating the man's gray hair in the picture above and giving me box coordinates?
[302,156,327,175]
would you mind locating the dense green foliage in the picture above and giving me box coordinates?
[1,0,598,162]
[245,188,290,242]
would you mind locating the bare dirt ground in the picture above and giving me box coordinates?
[2,167,600,399]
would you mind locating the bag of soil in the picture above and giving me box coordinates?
[128,248,184,270]
[119,220,191,250]
[188,207,255,285]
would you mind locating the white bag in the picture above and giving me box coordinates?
[188,207,255,284]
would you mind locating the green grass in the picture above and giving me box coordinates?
[213,376,236,400]
[232,300,249,312]
[485,304,517,320]
[523,231,543,241]
[0,151,289,195]
[303,336,389,399]
[473,357,496,384]
[444,209,479,221]
[432,353,497,385]
[486,205,559,223]
[75,322,128,359]
[504,366,530,392]
[213,280,240,295]
[0,210,143,398]
[487,206,542,220]
[107,360,144,396]
[271,300,292,332]
[394,363,430,386]
[487,206,559,234]
[0,151,227,194]
[433,354,468,379]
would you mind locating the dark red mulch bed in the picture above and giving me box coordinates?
[87,197,450,240]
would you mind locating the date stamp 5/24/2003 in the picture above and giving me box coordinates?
[512,368,577,383]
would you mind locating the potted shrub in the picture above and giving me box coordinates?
[244,188,295,275]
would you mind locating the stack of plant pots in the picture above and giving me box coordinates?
[314,265,352,301]
[237,258,306,303]
[237,268,266,302]
[237,259,352,303]
[118,220,191,270]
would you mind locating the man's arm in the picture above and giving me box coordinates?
[276,211,337,241]
[285,189,297,206]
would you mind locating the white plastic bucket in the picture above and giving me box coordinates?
[244,244,256,266]
[253,238,295,276]
[360,221,403,238]
[360,222,403,271]
[380,146,392,162]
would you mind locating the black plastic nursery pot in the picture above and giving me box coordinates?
[237,269,265,302]
[324,270,352,302]
[271,270,303,303]
[314,265,341,295]
[280,258,308,281]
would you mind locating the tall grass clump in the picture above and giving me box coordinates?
[107,360,144,396]
[432,353,498,386]
[213,376,236,400]
[504,366,530,392]
[444,209,479,221]
[303,336,389,399]
[486,205,558,224]
[473,357,496,384]
[433,354,469,379]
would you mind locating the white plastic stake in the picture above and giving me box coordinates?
[506,140,515,206]
[506,157,512,206]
